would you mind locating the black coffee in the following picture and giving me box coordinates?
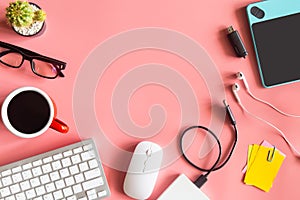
[7,91,51,134]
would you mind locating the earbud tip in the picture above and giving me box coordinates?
[232,83,240,91]
[236,72,243,80]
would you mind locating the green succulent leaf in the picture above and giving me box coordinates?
[33,10,46,22]
[5,1,46,27]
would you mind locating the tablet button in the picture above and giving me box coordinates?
[250,6,265,19]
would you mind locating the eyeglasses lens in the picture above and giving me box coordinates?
[0,47,23,68]
[32,59,58,78]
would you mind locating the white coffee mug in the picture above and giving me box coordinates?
[1,86,68,138]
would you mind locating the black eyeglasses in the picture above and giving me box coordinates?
[0,41,66,79]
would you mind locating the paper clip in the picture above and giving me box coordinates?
[267,146,276,162]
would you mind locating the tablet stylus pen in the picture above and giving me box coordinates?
[227,26,248,58]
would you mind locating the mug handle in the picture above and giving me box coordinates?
[50,118,69,133]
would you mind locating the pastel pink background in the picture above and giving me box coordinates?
[1,0,300,199]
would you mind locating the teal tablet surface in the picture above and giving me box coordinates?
[246,1,300,88]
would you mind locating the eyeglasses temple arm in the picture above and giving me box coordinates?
[22,48,66,66]
[0,41,66,68]
[58,71,65,77]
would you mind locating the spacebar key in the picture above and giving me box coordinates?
[82,177,104,190]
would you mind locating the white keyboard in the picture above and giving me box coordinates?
[0,139,110,200]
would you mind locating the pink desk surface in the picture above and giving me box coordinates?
[1,0,300,199]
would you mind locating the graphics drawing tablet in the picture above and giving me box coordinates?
[246,1,300,88]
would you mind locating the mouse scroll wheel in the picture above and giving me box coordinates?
[146,149,152,157]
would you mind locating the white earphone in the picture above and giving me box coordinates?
[236,72,249,91]
[231,83,241,104]
[231,73,300,157]
[235,71,300,118]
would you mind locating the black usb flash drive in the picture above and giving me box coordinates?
[227,26,248,58]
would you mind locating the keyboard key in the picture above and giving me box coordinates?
[30,177,41,187]
[2,176,13,186]
[81,151,95,161]
[20,180,31,191]
[84,168,101,180]
[98,190,108,198]
[11,166,22,173]
[83,144,93,151]
[65,176,75,186]
[73,147,83,154]
[12,173,23,183]
[22,163,32,170]
[67,195,77,200]
[87,189,97,199]
[63,150,73,157]
[88,159,99,169]
[42,163,52,173]
[69,165,80,175]
[1,169,12,177]
[79,162,89,172]
[71,154,81,164]
[63,187,73,197]
[0,187,11,197]
[52,160,62,171]
[62,157,72,167]
[55,179,65,189]
[74,173,84,183]
[15,192,26,200]
[22,170,33,180]
[10,183,21,194]
[6,196,16,200]
[40,174,51,184]
[43,193,54,200]
[45,182,56,193]
[82,177,104,190]
[32,160,43,167]
[86,189,96,196]
[50,171,60,181]
[73,184,83,193]
[43,156,53,163]
[53,153,63,160]
[35,185,46,196]
[59,168,70,178]
[32,166,43,177]
[25,188,36,199]
[53,190,63,199]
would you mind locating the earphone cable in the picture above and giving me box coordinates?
[237,71,300,118]
[246,89,300,118]
[238,101,300,157]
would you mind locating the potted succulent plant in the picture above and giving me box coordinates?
[6,0,47,37]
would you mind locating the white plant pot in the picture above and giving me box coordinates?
[11,2,46,37]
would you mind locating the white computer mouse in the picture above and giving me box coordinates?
[123,141,163,199]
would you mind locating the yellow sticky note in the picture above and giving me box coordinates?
[244,145,285,192]
[247,145,253,165]
[246,144,260,172]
